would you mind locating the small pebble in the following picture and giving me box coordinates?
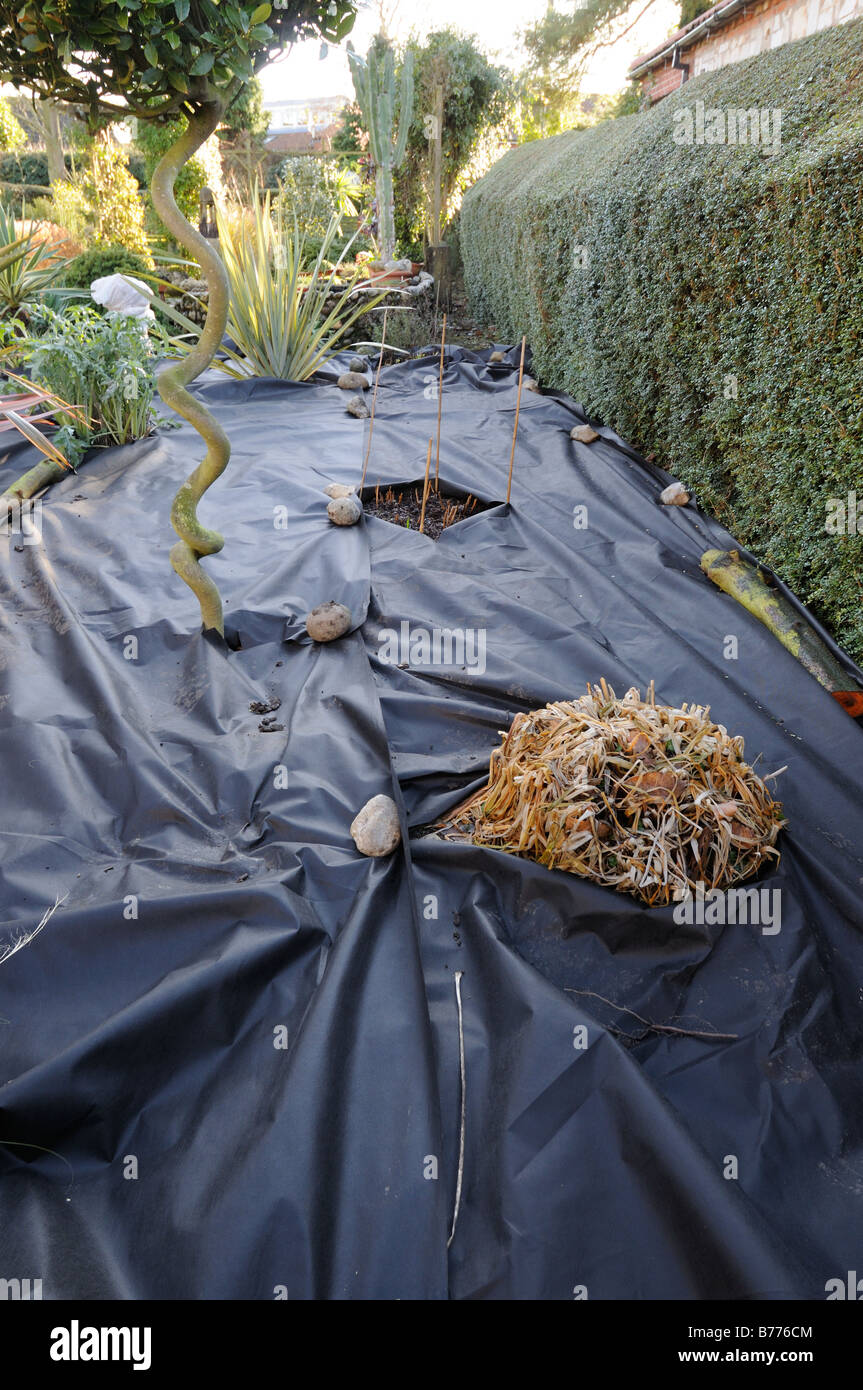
[337,371,369,391]
[306,601,351,642]
[349,356,366,373]
[489,350,505,363]
[346,394,370,418]
[350,794,401,857]
[523,376,540,392]
[324,483,356,499]
[660,481,690,506]
[327,495,362,527]
[570,424,599,444]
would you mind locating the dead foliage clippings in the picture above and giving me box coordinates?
[439,680,786,907]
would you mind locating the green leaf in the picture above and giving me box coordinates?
[190,51,214,75]
[165,29,180,48]
[174,0,190,18]
[249,3,271,22]
[167,70,189,92]
[143,40,158,65]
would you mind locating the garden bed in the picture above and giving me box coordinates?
[1,347,862,1301]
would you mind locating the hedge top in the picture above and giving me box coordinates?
[463,17,863,218]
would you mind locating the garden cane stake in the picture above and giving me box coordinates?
[419,439,433,533]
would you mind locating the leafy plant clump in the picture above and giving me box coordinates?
[26,304,159,466]
[274,155,361,238]
[63,243,154,291]
[460,20,863,662]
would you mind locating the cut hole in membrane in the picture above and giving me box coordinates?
[361,480,498,541]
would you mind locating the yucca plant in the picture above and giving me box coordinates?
[0,368,85,499]
[210,192,385,381]
[0,203,75,319]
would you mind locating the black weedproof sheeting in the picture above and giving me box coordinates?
[1,347,862,1301]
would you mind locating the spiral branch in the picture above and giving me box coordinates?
[149,101,231,635]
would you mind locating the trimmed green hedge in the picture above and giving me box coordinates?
[461,20,863,663]
[0,151,147,188]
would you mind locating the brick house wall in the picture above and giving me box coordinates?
[633,0,863,101]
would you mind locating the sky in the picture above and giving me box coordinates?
[258,0,682,106]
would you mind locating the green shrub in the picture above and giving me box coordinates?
[461,20,863,663]
[62,243,153,290]
[274,155,361,237]
[0,97,26,152]
[0,151,73,186]
[26,303,157,466]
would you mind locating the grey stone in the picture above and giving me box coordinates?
[350,794,401,857]
[337,371,369,391]
[660,481,690,506]
[327,495,362,526]
[346,395,370,418]
[306,601,351,642]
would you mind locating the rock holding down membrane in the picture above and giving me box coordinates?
[351,794,401,857]
[306,601,351,642]
[337,372,369,392]
[661,481,690,506]
[440,680,785,907]
[327,495,362,527]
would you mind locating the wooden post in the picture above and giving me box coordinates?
[430,83,443,248]
[360,305,388,491]
[435,311,446,490]
[426,83,451,310]
[506,336,527,506]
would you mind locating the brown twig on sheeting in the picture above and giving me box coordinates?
[564,989,738,1042]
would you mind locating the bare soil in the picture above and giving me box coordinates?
[363,483,495,541]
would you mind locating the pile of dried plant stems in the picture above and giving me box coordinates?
[440,681,786,906]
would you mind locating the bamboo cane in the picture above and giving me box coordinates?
[419,439,433,534]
